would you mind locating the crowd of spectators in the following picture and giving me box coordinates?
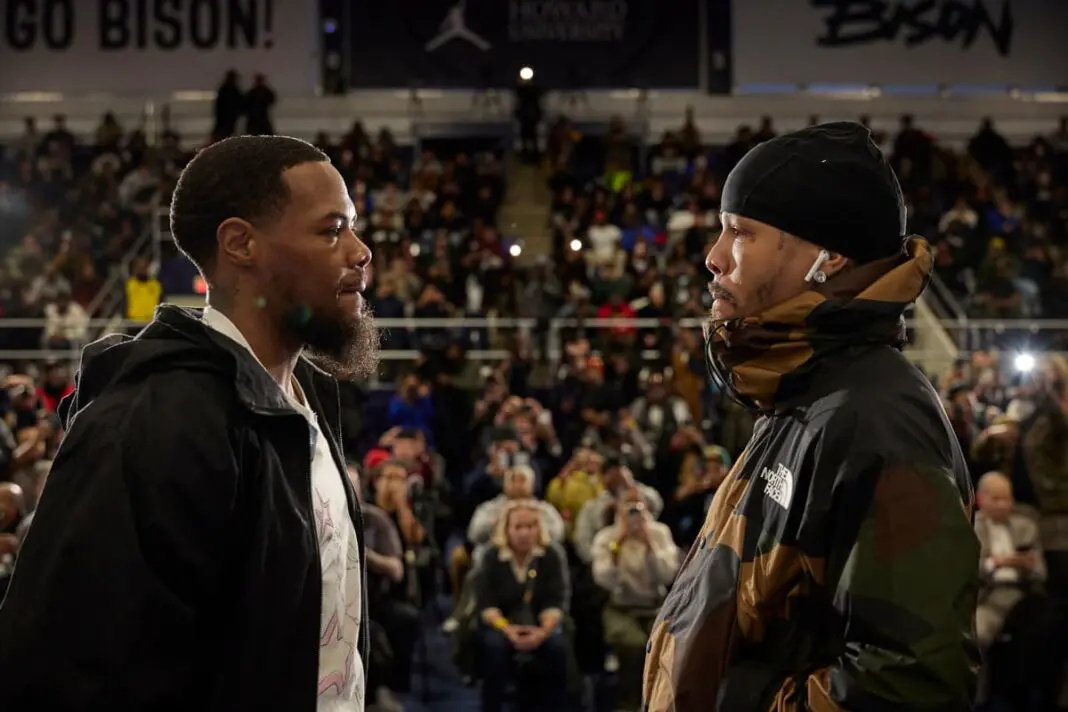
[4,103,1068,711]
[0,112,171,353]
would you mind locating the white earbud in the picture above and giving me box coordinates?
[804,249,831,284]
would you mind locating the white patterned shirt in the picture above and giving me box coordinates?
[201,308,364,711]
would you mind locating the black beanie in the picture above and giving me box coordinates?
[720,121,907,264]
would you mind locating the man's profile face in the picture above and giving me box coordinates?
[255,161,379,380]
[705,213,818,321]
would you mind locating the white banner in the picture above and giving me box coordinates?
[0,0,317,95]
[733,0,1068,88]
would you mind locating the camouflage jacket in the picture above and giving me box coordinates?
[642,346,980,711]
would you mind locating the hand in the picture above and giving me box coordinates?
[992,554,1030,569]
[512,626,547,651]
[3,374,34,389]
[391,483,410,512]
[1013,551,1038,571]
[380,426,402,446]
[502,624,526,648]
[983,423,1018,444]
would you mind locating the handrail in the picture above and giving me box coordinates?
[82,214,158,317]
[926,271,967,323]
[0,348,513,362]
[3,316,1068,330]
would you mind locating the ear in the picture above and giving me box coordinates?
[822,251,850,279]
[217,217,257,269]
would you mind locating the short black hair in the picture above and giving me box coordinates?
[169,135,329,275]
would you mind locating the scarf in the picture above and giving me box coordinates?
[706,237,933,411]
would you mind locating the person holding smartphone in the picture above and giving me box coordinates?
[592,487,679,711]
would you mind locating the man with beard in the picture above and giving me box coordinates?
[0,136,380,711]
[642,123,979,711]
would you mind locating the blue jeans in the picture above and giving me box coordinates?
[479,626,568,712]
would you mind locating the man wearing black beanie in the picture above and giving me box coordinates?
[643,123,979,711]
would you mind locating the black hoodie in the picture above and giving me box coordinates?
[0,305,369,711]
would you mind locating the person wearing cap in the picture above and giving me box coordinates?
[643,122,978,711]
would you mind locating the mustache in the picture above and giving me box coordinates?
[708,282,736,303]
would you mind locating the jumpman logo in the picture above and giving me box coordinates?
[425,0,492,52]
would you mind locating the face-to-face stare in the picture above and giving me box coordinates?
[705,213,821,321]
[255,161,380,380]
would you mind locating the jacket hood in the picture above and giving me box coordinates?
[59,305,297,427]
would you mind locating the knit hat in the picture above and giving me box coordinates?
[720,122,907,264]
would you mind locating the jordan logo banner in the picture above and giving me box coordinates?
[348,0,701,89]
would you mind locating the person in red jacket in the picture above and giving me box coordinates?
[35,362,74,413]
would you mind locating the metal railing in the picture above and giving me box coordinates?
[4,315,1066,363]
[82,210,161,322]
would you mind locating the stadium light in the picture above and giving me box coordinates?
[569,238,582,252]
[519,66,534,81]
[1014,352,1036,373]
[509,243,522,257]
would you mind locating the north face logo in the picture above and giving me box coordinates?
[759,463,794,509]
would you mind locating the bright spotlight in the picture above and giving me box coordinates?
[519,66,534,81]
[569,238,583,252]
[509,243,522,257]
[1014,353,1036,373]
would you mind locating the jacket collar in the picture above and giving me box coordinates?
[151,304,331,416]
[705,237,932,412]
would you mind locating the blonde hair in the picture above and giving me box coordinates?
[492,498,550,550]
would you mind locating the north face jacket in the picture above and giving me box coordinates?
[0,306,370,711]
[643,239,979,711]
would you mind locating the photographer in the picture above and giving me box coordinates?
[463,426,536,514]
[664,445,731,549]
[349,466,415,712]
[371,460,427,546]
[573,457,662,565]
[591,487,679,711]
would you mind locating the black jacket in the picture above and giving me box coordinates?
[0,306,369,711]
[476,545,569,624]
[644,345,979,711]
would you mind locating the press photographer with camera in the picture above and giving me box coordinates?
[463,426,539,517]
[349,466,416,712]
[591,487,680,711]
[573,456,662,565]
